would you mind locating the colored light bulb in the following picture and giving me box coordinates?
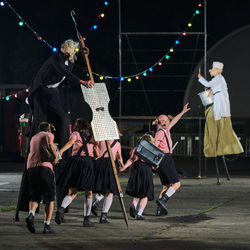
[195,10,200,14]
[104,1,109,5]
[19,21,24,26]
[100,76,104,80]
[120,77,124,81]
[143,72,147,76]
[170,48,174,52]
[175,40,179,44]
[149,68,153,72]
[52,47,57,52]
[158,62,162,66]
[127,78,132,82]
[6,96,10,101]
[165,55,170,59]
[188,23,192,27]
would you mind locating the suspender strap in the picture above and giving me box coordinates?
[100,140,118,158]
[76,132,90,156]
[159,129,171,152]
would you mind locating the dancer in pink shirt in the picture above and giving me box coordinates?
[155,103,190,216]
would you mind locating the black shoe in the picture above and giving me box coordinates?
[83,216,95,227]
[43,224,55,234]
[25,214,35,233]
[136,215,144,220]
[55,207,64,225]
[129,205,136,218]
[156,194,169,212]
[155,205,168,216]
[91,200,99,217]
[99,212,109,223]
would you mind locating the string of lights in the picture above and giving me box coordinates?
[93,2,203,81]
[0,0,203,101]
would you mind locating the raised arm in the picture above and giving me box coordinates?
[167,103,190,129]
[198,76,217,88]
[59,138,75,156]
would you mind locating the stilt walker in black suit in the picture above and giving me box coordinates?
[15,39,94,220]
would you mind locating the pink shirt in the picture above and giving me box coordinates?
[27,132,54,171]
[155,128,173,154]
[98,140,121,160]
[70,131,95,157]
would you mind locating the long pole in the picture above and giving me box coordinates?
[204,0,207,78]
[118,0,122,128]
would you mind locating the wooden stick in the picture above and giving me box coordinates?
[106,141,129,228]
[198,67,201,75]
[77,32,129,228]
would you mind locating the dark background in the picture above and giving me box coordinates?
[1,0,250,118]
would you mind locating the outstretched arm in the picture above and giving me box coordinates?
[59,138,75,156]
[168,103,191,129]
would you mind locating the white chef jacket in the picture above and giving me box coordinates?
[198,74,231,120]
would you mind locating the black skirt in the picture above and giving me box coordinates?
[57,155,94,191]
[93,157,119,195]
[126,161,154,201]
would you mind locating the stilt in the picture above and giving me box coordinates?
[215,157,221,185]
[221,155,230,181]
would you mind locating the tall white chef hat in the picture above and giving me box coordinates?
[212,61,224,70]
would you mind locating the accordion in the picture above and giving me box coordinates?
[135,139,165,166]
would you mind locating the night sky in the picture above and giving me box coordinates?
[1,0,250,117]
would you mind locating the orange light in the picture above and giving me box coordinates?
[158,62,162,66]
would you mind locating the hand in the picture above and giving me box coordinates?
[52,157,58,165]
[198,67,202,78]
[80,80,94,88]
[82,47,89,55]
[182,103,191,113]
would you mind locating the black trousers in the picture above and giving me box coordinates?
[30,87,70,149]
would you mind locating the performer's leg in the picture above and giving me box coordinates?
[43,201,55,234]
[46,93,70,149]
[221,156,230,181]
[215,157,221,185]
[137,197,148,220]
[91,193,104,216]
[100,192,113,223]
[55,188,77,224]
[25,201,38,233]
[129,197,139,218]
[83,190,94,227]
[157,182,181,212]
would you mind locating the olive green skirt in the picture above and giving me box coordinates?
[204,105,244,157]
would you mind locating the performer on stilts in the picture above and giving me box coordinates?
[155,104,190,216]
[55,118,98,227]
[198,61,244,158]
[92,139,124,223]
[15,39,93,219]
[120,134,156,220]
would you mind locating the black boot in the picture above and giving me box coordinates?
[55,207,65,225]
[99,212,109,223]
[83,216,95,227]
[129,205,136,218]
[91,200,99,217]
[156,194,169,212]
[155,205,168,216]
[25,213,35,233]
[43,223,55,234]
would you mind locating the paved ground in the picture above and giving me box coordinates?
[0,159,250,250]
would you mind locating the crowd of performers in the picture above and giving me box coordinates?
[19,38,243,234]
[25,102,190,234]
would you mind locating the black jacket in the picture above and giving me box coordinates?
[28,52,81,106]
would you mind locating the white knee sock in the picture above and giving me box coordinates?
[29,210,35,216]
[102,196,113,213]
[61,195,73,209]
[165,186,175,198]
[86,198,92,216]
[137,208,144,216]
